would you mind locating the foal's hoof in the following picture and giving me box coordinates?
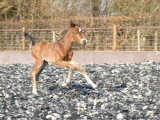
[59,82,69,88]
[94,87,98,90]
[93,85,98,90]
[61,83,67,87]
[33,92,38,95]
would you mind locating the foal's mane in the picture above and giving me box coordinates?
[57,30,68,42]
[57,23,78,42]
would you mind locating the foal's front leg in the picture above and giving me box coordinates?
[55,60,97,89]
[70,60,97,89]
[61,65,74,87]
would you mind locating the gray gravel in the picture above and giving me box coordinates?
[0,60,160,120]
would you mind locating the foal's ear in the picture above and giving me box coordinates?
[70,21,76,28]
[77,23,80,27]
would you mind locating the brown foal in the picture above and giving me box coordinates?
[25,21,97,95]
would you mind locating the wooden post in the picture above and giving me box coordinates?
[22,27,26,51]
[131,34,135,50]
[113,24,117,52]
[95,36,99,50]
[155,30,158,51]
[137,30,140,51]
[52,31,56,42]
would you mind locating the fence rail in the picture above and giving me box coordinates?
[0,26,160,51]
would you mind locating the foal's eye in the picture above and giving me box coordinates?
[74,32,78,34]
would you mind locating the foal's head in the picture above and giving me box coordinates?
[70,21,87,46]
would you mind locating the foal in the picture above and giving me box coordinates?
[25,21,97,95]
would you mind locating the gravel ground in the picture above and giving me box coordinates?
[0,60,159,120]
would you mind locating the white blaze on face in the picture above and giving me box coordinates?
[79,28,81,32]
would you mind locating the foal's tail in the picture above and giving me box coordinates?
[24,32,35,46]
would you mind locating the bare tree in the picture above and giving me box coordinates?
[0,0,159,27]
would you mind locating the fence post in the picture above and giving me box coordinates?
[137,30,140,51]
[113,24,117,52]
[155,30,158,51]
[22,27,26,51]
[52,31,56,42]
[95,36,99,50]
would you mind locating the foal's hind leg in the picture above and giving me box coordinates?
[30,60,48,95]
[36,60,48,80]
[30,61,41,95]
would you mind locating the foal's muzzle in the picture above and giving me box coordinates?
[82,39,87,46]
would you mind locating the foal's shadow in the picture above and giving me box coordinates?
[107,83,127,92]
[49,83,103,96]
[48,83,127,96]
[49,83,93,91]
